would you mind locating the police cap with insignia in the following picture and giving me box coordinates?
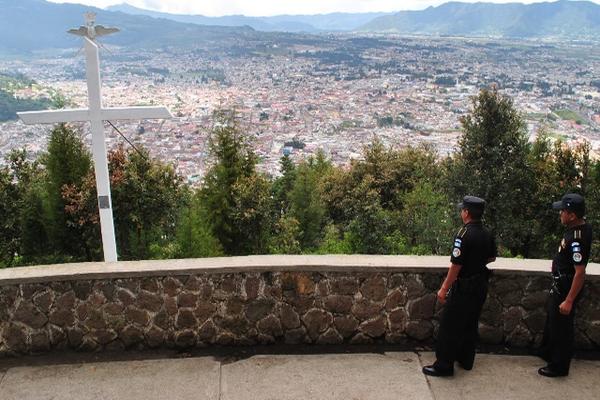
[552,193,585,215]
[458,195,486,212]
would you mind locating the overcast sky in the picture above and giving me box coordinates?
[47,0,600,17]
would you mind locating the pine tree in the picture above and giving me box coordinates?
[42,124,92,258]
[447,87,533,256]
[0,165,19,266]
[5,150,52,265]
[201,110,271,255]
[289,153,330,249]
[175,192,223,258]
[399,181,453,254]
[272,154,296,215]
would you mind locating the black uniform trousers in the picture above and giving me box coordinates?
[539,286,581,374]
[434,278,488,370]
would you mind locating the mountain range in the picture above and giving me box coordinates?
[108,1,600,38]
[0,0,257,53]
[106,3,390,33]
[1,0,599,55]
[361,0,600,38]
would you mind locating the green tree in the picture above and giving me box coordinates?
[322,141,441,230]
[586,159,600,262]
[399,181,454,254]
[201,111,271,255]
[0,165,19,266]
[272,154,296,215]
[175,192,223,258]
[289,155,329,249]
[42,124,92,258]
[230,173,274,254]
[524,133,591,258]
[523,131,562,258]
[552,140,590,194]
[447,87,533,256]
[109,145,184,260]
[315,223,352,254]
[354,140,440,211]
[343,176,394,254]
[61,171,102,261]
[60,143,185,261]
[6,149,53,264]
[269,215,302,254]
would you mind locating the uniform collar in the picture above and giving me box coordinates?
[465,221,482,227]
[567,222,587,230]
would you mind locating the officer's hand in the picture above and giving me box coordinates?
[437,288,447,304]
[559,300,573,315]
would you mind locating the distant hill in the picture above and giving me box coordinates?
[0,72,53,121]
[0,0,258,53]
[106,3,391,32]
[360,0,600,39]
[2,0,599,55]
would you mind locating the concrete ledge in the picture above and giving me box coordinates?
[1,255,599,285]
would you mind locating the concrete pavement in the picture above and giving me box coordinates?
[1,351,599,400]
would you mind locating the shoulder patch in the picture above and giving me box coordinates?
[571,242,580,247]
[573,252,583,263]
[452,248,461,258]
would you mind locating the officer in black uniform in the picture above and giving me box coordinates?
[537,193,592,377]
[423,196,497,377]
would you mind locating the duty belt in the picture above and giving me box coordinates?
[551,272,574,296]
[454,269,490,292]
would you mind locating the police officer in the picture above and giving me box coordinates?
[537,193,592,377]
[423,196,497,377]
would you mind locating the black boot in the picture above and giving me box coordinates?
[538,366,568,378]
[422,362,454,377]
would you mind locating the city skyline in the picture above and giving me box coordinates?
[47,0,600,17]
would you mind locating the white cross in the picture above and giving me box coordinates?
[18,15,172,262]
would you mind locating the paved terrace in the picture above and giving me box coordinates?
[0,350,599,400]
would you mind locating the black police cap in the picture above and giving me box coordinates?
[458,195,485,211]
[552,193,585,214]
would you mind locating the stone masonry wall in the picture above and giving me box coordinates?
[1,270,599,356]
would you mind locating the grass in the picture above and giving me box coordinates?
[553,109,586,125]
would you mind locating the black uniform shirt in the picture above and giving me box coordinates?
[450,221,497,278]
[552,223,593,276]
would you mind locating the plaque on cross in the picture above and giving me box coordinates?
[18,13,173,262]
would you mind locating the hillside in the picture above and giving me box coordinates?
[360,1,600,39]
[0,0,258,53]
[107,3,390,32]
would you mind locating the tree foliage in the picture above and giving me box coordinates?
[109,145,184,260]
[200,111,272,255]
[4,89,600,266]
[446,87,533,256]
[42,124,93,258]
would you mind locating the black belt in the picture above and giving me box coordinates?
[454,269,490,292]
[551,273,574,296]
[552,272,574,281]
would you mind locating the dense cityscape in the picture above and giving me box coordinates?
[1,34,600,184]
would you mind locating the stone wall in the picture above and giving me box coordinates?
[0,256,599,356]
